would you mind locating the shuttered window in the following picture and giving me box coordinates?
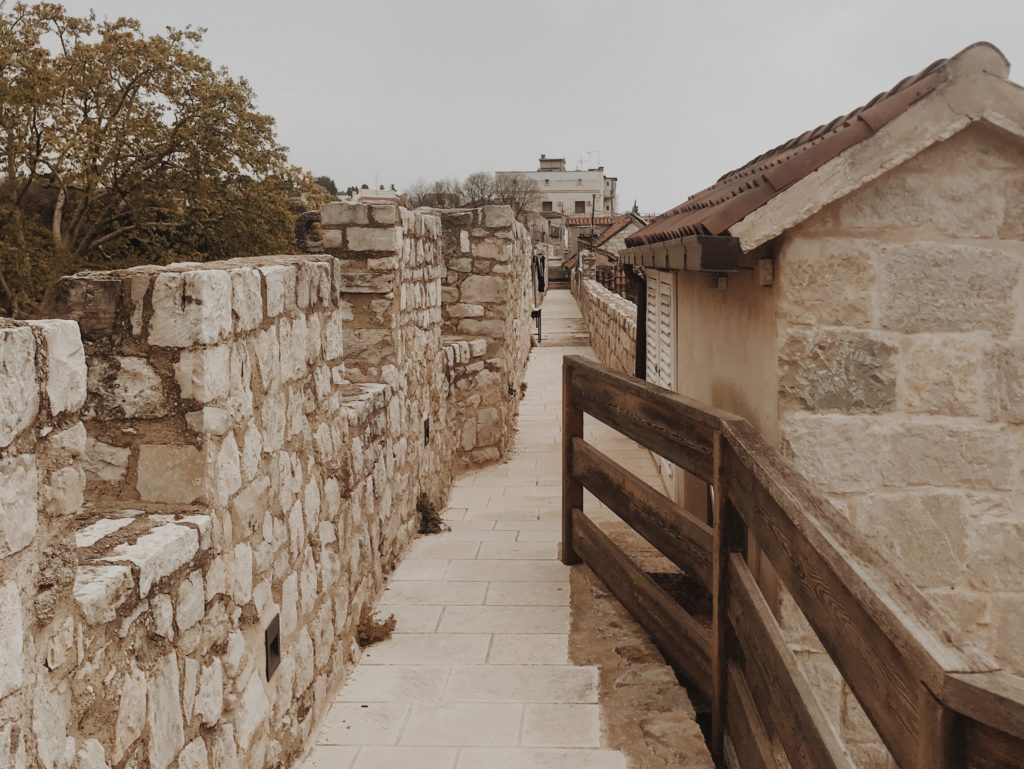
[645,270,676,494]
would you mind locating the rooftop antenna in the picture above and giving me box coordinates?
[585,150,599,169]
[576,155,584,171]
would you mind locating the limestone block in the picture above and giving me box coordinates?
[251,326,280,391]
[175,345,231,403]
[149,271,232,347]
[177,739,208,769]
[82,438,130,483]
[877,242,1018,334]
[0,582,23,698]
[47,422,87,458]
[339,272,395,294]
[32,679,70,769]
[323,310,345,361]
[448,303,485,318]
[778,237,875,327]
[147,652,185,769]
[279,316,308,382]
[137,445,205,504]
[460,230,470,253]
[883,423,1013,490]
[259,265,297,318]
[185,407,231,436]
[984,341,1024,423]
[233,542,253,605]
[230,269,263,332]
[33,320,87,416]
[966,519,1024,591]
[114,665,147,761]
[347,227,400,252]
[214,432,242,507]
[0,325,38,448]
[449,258,473,273]
[280,573,298,639]
[76,739,111,769]
[903,336,982,417]
[483,206,514,228]
[0,454,37,557]
[369,204,397,225]
[459,275,506,304]
[240,426,262,482]
[104,524,200,596]
[176,571,205,631]
[233,670,270,751]
[781,415,884,494]
[231,476,270,535]
[847,492,968,587]
[88,356,168,418]
[292,629,315,695]
[457,319,505,338]
[73,565,133,625]
[778,329,897,413]
[194,658,224,727]
[321,201,369,226]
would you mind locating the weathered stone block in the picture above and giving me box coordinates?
[447,303,485,318]
[175,345,231,403]
[0,454,37,557]
[176,571,205,631]
[260,265,297,318]
[230,269,263,332]
[234,670,269,751]
[73,565,133,625]
[779,330,897,413]
[105,524,200,596]
[882,423,1013,490]
[877,243,1018,334]
[778,237,875,327]
[984,341,1024,423]
[460,275,506,304]
[88,356,168,418]
[147,652,185,769]
[114,664,147,761]
[137,445,206,504]
[347,227,400,252]
[321,201,369,226]
[966,520,1024,591]
[0,582,23,698]
[339,272,395,295]
[0,325,38,448]
[483,205,514,228]
[457,319,505,338]
[903,336,982,417]
[33,320,86,416]
[780,415,884,493]
[369,204,398,225]
[82,438,130,483]
[149,271,232,347]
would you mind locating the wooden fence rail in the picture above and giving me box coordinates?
[560,355,1024,769]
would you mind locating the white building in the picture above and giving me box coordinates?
[497,155,617,216]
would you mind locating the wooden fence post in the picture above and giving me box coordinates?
[562,358,583,565]
[918,688,962,769]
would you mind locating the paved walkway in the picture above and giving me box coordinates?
[304,289,661,769]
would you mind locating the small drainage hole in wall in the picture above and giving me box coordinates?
[265,614,281,681]
[424,417,430,446]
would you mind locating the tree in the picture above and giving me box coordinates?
[403,171,539,217]
[0,2,307,316]
[314,175,339,196]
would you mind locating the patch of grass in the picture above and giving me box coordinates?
[357,610,397,648]
[417,492,448,535]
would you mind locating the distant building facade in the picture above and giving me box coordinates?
[497,155,617,216]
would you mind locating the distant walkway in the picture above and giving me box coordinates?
[301,290,663,769]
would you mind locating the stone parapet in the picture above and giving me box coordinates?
[575,278,637,375]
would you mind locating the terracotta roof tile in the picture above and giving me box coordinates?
[626,54,952,248]
[566,215,617,226]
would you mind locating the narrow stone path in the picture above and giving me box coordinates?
[303,289,649,769]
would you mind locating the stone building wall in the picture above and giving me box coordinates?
[0,202,535,769]
[575,278,636,374]
[438,206,533,464]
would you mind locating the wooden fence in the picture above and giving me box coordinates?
[561,355,1024,769]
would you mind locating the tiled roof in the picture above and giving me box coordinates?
[593,213,646,248]
[626,50,964,248]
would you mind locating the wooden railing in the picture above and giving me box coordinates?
[561,355,1024,769]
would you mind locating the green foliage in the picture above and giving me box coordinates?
[314,175,339,197]
[0,2,315,316]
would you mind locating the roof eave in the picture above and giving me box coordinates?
[621,234,742,272]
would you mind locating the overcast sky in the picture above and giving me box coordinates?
[61,0,1024,214]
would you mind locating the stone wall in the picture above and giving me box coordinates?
[0,202,535,769]
[438,206,533,464]
[574,278,636,374]
[0,318,87,769]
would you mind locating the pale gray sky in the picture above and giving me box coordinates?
[62,0,1024,213]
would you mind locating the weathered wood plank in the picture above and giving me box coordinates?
[917,688,960,769]
[564,355,742,483]
[943,670,1024,742]
[571,507,712,699]
[963,720,1024,769]
[727,554,857,769]
[561,358,583,565]
[570,437,713,590]
[726,661,780,769]
[723,436,921,768]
